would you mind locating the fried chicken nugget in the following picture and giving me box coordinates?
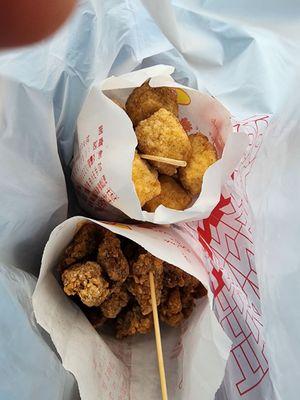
[116,306,153,339]
[159,287,184,327]
[132,152,161,206]
[60,223,103,269]
[100,285,129,318]
[143,175,192,212]
[179,133,217,195]
[97,231,129,282]
[125,81,178,127]
[127,253,164,315]
[62,261,110,307]
[135,108,191,176]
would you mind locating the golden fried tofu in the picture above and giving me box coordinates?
[62,261,110,307]
[125,81,178,127]
[116,306,153,339]
[97,231,129,282]
[132,152,161,206]
[143,175,192,212]
[135,108,191,175]
[127,253,164,315]
[179,133,217,195]
[100,285,129,318]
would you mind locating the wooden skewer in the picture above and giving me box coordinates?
[149,271,168,400]
[140,154,187,167]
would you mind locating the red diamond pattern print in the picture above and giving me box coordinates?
[183,116,271,398]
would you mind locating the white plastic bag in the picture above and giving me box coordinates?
[0,264,79,400]
[72,65,248,224]
[1,0,300,399]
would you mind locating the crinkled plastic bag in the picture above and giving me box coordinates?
[0,264,79,400]
[1,0,300,400]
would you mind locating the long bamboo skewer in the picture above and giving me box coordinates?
[149,271,168,400]
[140,154,187,167]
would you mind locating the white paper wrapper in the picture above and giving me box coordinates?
[71,65,248,224]
[32,216,231,400]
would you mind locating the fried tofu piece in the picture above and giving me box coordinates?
[60,223,103,270]
[135,108,191,176]
[132,152,161,206]
[159,287,184,327]
[126,81,178,127]
[143,175,192,212]
[100,285,129,318]
[127,253,164,315]
[116,306,153,339]
[62,261,110,307]
[97,231,129,282]
[179,133,217,195]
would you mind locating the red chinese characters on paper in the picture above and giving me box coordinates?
[95,175,108,193]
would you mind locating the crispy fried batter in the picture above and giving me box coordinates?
[132,152,161,206]
[135,108,191,176]
[179,132,217,195]
[126,81,178,127]
[180,280,207,319]
[97,231,129,282]
[62,261,110,307]
[84,307,107,329]
[100,285,129,318]
[60,223,103,269]
[159,288,184,327]
[163,263,192,288]
[59,223,207,338]
[192,283,208,299]
[180,285,196,319]
[116,306,153,339]
[143,175,192,212]
[121,237,145,262]
[127,253,164,315]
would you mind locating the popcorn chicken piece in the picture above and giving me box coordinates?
[159,287,184,327]
[127,253,164,315]
[121,237,145,262]
[135,108,191,176]
[126,81,178,127]
[60,223,103,269]
[83,306,107,329]
[100,285,129,318]
[132,152,161,206]
[143,175,192,212]
[180,281,207,319]
[62,261,110,307]
[163,263,193,288]
[179,133,217,195]
[116,306,153,339]
[97,231,129,282]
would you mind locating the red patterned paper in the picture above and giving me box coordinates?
[182,116,270,398]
